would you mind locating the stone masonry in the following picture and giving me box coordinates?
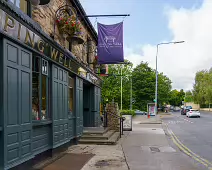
[106,102,120,131]
[32,0,96,70]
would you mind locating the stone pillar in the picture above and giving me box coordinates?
[106,102,120,131]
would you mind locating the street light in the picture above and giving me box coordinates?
[120,62,132,111]
[154,41,185,115]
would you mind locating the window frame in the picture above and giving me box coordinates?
[68,75,75,118]
[32,56,50,122]
[8,0,32,17]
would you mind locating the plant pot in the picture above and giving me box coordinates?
[39,0,50,5]
[31,0,40,5]
[31,0,50,5]
[66,35,84,45]
[100,68,106,74]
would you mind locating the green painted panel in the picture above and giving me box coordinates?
[75,77,83,136]
[52,65,69,148]
[3,39,33,169]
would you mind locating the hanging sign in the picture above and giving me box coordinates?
[97,22,124,64]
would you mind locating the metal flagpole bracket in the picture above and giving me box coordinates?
[85,14,130,17]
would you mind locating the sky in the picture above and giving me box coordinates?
[79,0,212,91]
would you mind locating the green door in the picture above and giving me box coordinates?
[52,65,69,148]
[3,40,33,169]
[94,86,101,127]
[75,77,83,136]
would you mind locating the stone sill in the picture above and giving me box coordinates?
[32,120,52,127]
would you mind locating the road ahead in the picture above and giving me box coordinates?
[162,111,212,166]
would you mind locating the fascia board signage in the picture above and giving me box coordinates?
[0,9,74,70]
[0,9,100,85]
[122,114,132,131]
[78,67,87,79]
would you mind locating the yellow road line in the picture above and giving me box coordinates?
[171,129,212,166]
[165,123,212,169]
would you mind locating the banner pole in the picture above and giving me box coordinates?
[85,14,130,17]
[121,65,123,111]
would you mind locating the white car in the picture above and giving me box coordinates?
[186,109,200,118]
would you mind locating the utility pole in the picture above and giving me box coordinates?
[154,41,185,115]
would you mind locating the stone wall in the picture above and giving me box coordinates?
[106,102,120,131]
[184,102,200,109]
[32,0,96,70]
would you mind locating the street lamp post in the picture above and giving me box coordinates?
[130,75,132,110]
[155,41,185,115]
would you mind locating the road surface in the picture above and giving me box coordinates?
[162,111,212,169]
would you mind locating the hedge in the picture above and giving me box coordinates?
[120,110,136,117]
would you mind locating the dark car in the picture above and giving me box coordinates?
[181,106,192,115]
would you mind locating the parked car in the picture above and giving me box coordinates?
[181,106,192,115]
[135,110,147,115]
[186,109,200,118]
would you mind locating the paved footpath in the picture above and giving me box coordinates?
[121,115,205,170]
[65,115,206,170]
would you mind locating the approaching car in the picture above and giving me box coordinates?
[181,106,192,115]
[186,109,200,118]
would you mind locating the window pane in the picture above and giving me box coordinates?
[41,75,47,120]
[65,40,69,50]
[68,77,74,114]
[32,72,40,120]
[9,0,28,14]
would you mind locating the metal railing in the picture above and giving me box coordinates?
[103,110,125,138]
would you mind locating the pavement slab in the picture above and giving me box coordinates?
[67,144,129,170]
[121,115,202,170]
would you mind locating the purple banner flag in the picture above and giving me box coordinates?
[97,22,124,64]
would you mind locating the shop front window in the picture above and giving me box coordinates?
[68,76,75,116]
[32,57,49,121]
[32,57,40,120]
[8,0,31,16]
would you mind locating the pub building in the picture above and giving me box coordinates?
[0,0,103,169]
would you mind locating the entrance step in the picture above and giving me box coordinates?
[83,127,109,136]
[79,131,120,145]
[81,130,115,140]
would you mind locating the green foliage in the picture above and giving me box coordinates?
[101,61,172,110]
[168,89,185,106]
[184,90,193,102]
[193,69,212,104]
[120,110,135,117]
[132,62,172,110]
[101,60,133,110]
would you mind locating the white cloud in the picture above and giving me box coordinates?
[125,0,212,91]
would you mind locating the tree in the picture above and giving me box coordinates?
[132,62,155,110]
[101,61,172,111]
[132,62,172,110]
[168,89,185,106]
[192,68,212,105]
[101,60,133,110]
[157,73,172,105]
[185,90,193,102]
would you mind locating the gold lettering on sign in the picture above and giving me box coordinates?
[24,29,35,48]
[59,53,63,64]
[37,39,45,53]
[50,47,58,61]
[4,14,15,32]
[64,56,68,67]
[17,23,22,40]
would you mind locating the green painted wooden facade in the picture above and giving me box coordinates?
[0,5,102,170]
